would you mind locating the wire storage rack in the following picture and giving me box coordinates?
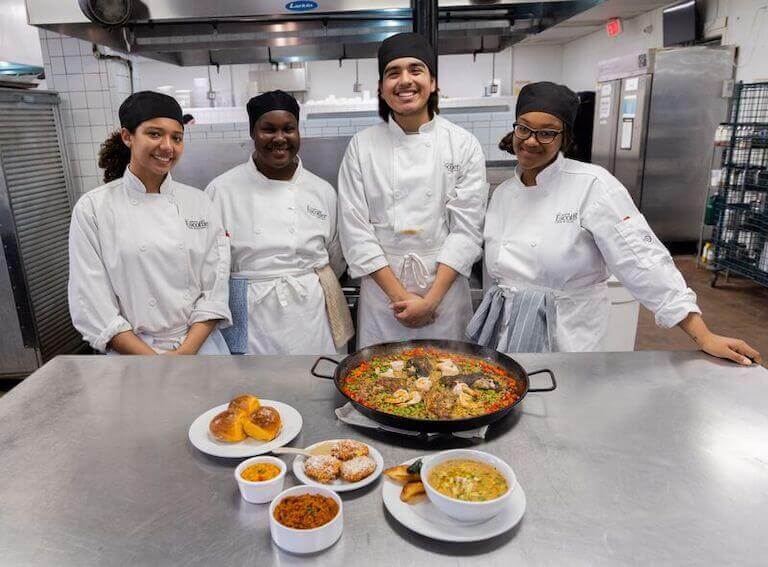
[710,82,768,287]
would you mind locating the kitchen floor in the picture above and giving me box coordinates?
[636,255,768,367]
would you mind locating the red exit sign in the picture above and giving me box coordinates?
[606,18,623,37]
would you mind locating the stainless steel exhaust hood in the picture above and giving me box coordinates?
[25,1,604,65]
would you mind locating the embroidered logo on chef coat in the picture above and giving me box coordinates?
[555,211,578,224]
[444,162,461,174]
[306,205,328,221]
[185,218,209,230]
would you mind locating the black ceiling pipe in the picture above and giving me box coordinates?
[412,0,438,50]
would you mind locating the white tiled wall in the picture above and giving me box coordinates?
[39,29,137,198]
[186,110,516,162]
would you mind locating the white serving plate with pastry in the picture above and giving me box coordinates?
[292,439,384,492]
[381,457,526,542]
[188,400,302,458]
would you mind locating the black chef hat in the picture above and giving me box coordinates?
[378,32,437,78]
[246,90,300,133]
[516,82,579,129]
[119,91,183,131]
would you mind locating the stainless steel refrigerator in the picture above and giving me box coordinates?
[591,46,735,245]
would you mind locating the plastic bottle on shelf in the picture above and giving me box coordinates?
[706,243,715,264]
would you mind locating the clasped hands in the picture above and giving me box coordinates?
[390,291,439,328]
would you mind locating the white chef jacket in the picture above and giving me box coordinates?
[338,114,488,347]
[68,168,232,354]
[205,157,344,355]
[484,153,700,352]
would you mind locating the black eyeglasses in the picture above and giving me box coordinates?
[512,122,563,144]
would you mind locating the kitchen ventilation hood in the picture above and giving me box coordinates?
[25,1,604,66]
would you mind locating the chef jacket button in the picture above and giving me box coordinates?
[394,191,401,199]
[288,227,295,234]
[530,241,537,247]
[139,245,146,252]
[183,292,190,301]
[130,199,138,206]
[148,298,157,307]
[425,142,431,148]
[426,190,433,197]
[289,205,295,211]
[177,242,184,249]
[254,228,262,235]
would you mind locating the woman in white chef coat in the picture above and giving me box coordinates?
[205,91,346,355]
[68,91,232,355]
[468,81,761,365]
[338,33,488,348]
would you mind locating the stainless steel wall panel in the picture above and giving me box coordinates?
[172,136,353,191]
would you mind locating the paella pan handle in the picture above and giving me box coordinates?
[527,368,557,392]
[310,356,339,380]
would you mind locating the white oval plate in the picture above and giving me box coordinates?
[382,457,526,542]
[293,439,384,492]
[188,400,302,458]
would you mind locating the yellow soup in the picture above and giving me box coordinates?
[428,459,508,502]
[241,462,281,482]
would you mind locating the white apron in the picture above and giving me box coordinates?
[492,279,609,353]
[358,247,473,348]
[107,327,230,355]
[238,270,336,355]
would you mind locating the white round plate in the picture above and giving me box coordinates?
[188,400,302,458]
[293,440,384,492]
[382,457,526,542]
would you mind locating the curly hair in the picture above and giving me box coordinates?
[499,123,574,156]
[98,130,132,183]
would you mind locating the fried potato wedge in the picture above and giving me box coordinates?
[383,465,420,484]
[400,481,426,502]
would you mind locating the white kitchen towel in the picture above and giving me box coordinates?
[335,403,488,440]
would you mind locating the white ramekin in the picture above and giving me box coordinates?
[234,456,287,504]
[268,485,343,554]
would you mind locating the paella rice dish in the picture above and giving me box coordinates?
[340,348,520,420]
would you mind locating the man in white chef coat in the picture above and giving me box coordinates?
[338,32,488,348]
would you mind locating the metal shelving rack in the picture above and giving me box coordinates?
[710,81,768,288]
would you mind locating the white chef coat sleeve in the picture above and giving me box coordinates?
[188,203,233,327]
[67,196,132,352]
[436,137,488,277]
[326,192,347,279]
[337,136,388,278]
[581,177,701,328]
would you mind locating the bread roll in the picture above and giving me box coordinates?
[228,394,260,415]
[209,410,246,442]
[242,406,282,441]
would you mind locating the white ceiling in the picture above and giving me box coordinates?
[520,0,672,45]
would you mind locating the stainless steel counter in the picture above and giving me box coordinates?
[1,352,767,566]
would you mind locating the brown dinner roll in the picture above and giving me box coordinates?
[209,409,246,443]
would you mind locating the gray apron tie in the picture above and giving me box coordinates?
[220,277,248,354]
[466,284,555,353]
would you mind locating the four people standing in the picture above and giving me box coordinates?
[67,40,761,365]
